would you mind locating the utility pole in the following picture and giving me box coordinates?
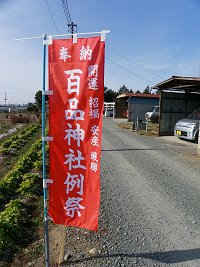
[4,92,7,106]
[67,21,77,34]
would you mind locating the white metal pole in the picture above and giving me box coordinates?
[146,118,148,133]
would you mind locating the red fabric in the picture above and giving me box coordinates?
[48,37,104,231]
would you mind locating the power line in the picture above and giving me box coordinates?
[106,57,154,85]
[71,27,155,84]
[1,93,35,96]
[60,0,77,34]
[56,22,155,84]
[60,0,72,25]
[107,46,164,79]
[44,0,60,34]
[77,28,162,82]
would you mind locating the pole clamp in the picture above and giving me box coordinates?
[44,216,52,222]
[43,179,53,189]
[42,90,53,96]
[42,136,53,142]
[101,30,107,41]
[43,35,52,45]
[73,33,78,43]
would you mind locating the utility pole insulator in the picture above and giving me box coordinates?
[67,21,77,34]
[4,92,7,106]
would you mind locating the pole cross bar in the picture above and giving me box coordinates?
[15,30,110,41]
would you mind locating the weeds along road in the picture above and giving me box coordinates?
[65,118,200,267]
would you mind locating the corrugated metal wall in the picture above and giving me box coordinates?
[159,91,200,136]
[128,97,159,122]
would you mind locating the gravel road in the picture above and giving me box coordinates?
[63,118,200,267]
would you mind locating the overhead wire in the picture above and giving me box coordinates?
[107,46,164,79]
[42,2,176,87]
[78,26,161,84]
[106,57,155,85]
[44,0,60,34]
[44,8,155,86]
[38,5,184,84]
[60,0,72,25]
[2,91,40,97]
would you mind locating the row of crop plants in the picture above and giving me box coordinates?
[0,124,41,181]
[0,124,45,263]
[0,124,11,134]
[0,123,39,156]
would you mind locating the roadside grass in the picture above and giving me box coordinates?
[138,122,159,136]
[117,122,133,129]
[117,120,159,135]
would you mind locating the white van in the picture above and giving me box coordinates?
[145,106,159,123]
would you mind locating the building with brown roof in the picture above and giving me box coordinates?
[115,93,160,122]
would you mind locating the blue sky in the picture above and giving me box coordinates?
[1,0,200,104]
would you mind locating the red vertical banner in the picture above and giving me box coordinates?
[48,36,105,231]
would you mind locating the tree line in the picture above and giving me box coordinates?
[104,84,154,102]
[27,85,155,112]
